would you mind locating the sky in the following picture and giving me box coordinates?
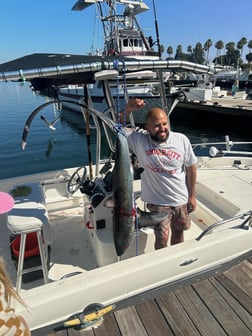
[0,0,251,65]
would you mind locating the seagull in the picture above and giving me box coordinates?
[21,100,61,150]
[40,115,59,130]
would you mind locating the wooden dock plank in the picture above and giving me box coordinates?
[47,331,66,336]
[210,276,252,332]
[192,278,252,336]
[135,300,173,336]
[114,306,148,336]
[69,330,93,336]
[215,272,252,314]
[156,292,201,336]
[224,260,252,297]
[174,284,226,336]
[44,258,252,336]
[93,314,121,336]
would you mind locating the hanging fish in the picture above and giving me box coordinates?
[111,132,167,256]
[112,132,135,256]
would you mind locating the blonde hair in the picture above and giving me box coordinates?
[0,257,30,335]
[0,256,25,305]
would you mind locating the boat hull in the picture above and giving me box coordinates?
[18,227,252,334]
[0,152,251,334]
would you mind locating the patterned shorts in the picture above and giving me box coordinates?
[147,203,191,239]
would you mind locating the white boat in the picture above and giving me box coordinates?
[0,52,251,334]
[58,0,160,119]
[0,99,252,334]
[209,67,252,90]
[57,0,215,122]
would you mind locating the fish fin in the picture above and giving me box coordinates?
[137,207,168,228]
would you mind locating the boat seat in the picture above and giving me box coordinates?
[7,182,50,293]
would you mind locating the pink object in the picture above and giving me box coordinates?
[0,192,14,214]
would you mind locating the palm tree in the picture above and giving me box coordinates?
[237,37,247,58]
[225,42,241,67]
[225,42,235,51]
[247,40,252,68]
[174,45,183,60]
[246,53,252,65]
[192,42,204,64]
[247,40,252,53]
[167,46,173,59]
[215,40,224,58]
[204,39,212,64]
[187,45,193,53]
[160,45,165,56]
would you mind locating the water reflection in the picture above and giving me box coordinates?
[60,108,112,160]
[60,108,86,136]
[0,81,251,180]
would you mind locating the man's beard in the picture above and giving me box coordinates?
[150,131,168,143]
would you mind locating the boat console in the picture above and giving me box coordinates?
[80,171,113,196]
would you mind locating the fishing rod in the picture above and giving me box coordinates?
[152,0,161,59]
[82,85,93,180]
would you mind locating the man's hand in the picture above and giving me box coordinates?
[126,98,145,113]
[120,98,145,124]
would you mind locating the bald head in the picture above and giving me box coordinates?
[146,107,168,124]
[145,108,170,143]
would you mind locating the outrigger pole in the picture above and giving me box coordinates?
[152,0,161,59]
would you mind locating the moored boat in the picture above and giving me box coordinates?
[0,101,251,334]
[0,30,251,334]
[56,0,214,121]
[57,0,161,119]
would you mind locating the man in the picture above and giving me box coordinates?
[121,98,197,249]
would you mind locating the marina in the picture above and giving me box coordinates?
[0,1,251,335]
[0,77,252,334]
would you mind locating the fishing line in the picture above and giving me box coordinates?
[121,59,128,126]
[113,59,128,126]
[134,195,139,256]
[113,59,120,124]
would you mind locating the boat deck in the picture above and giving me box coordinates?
[198,96,252,114]
[1,161,251,335]
[45,256,252,336]
[42,163,252,336]
[177,97,252,118]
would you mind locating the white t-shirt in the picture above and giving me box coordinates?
[126,130,197,206]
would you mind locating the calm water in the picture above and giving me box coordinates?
[0,82,96,179]
[0,82,251,179]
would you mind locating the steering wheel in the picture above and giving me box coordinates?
[68,167,87,194]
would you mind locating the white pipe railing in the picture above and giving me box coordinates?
[0,60,214,82]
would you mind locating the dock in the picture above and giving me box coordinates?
[178,96,252,117]
[171,95,252,135]
[45,257,252,336]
